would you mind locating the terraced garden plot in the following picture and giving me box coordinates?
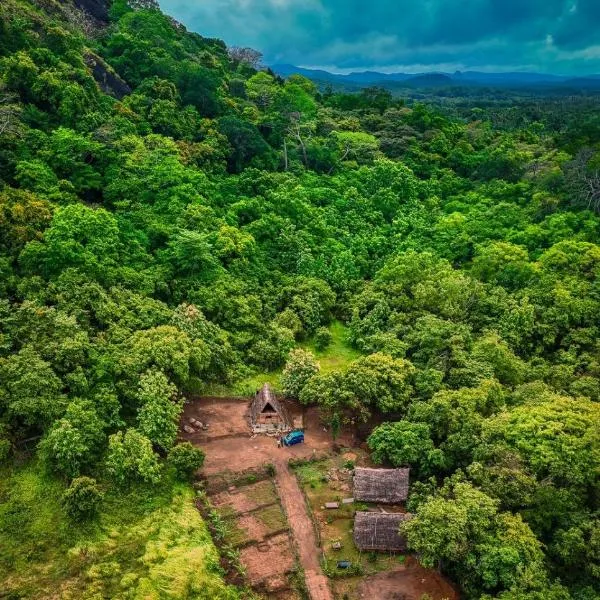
[223,504,289,548]
[253,503,288,533]
[212,479,279,514]
[206,473,298,596]
[239,533,295,587]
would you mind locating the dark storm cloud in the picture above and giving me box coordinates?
[158,0,600,74]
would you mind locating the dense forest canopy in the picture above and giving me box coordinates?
[0,0,599,599]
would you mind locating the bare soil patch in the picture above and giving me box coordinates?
[357,558,459,600]
[181,397,355,476]
[271,588,303,600]
[180,397,250,441]
[234,513,270,544]
[239,533,295,586]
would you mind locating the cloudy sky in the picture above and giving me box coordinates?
[158,0,600,74]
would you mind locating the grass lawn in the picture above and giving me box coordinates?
[299,320,362,374]
[0,460,244,599]
[201,321,361,397]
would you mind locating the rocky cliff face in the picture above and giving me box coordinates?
[84,52,131,98]
[73,0,109,23]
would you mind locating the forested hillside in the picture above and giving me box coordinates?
[0,1,598,599]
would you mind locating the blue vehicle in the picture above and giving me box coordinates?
[281,429,304,446]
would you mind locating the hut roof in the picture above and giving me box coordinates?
[249,383,292,425]
[353,467,410,504]
[353,511,411,552]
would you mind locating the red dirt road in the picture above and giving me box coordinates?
[275,457,333,600]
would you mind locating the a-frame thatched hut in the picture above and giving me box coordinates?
[249,384,292,433]
[353,511,411,552]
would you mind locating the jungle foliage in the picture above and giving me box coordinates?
[0,0,599,599]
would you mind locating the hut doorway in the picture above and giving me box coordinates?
[249,384,292,434]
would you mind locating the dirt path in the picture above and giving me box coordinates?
[274,458,333,600]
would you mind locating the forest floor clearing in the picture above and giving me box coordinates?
[182,396,457,600]
[200,321,361,397]
[355,560,459,600]
[180,397,355,473]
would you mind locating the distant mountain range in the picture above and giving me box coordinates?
[271,64,600,91]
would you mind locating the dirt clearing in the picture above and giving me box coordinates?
[184,395,457,600]
[357,559,459,600]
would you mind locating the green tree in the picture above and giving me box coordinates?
[345,353,416,414]
[471,333,526,387]
[19,204,122,283]
[118,325,208,387]
[168,442,205,480]
[0,346,65,429]
[105,429,161,485]
[404,480,499,569]
[280,277,336,335]
[313,326,332,351]
[478,390,600,488]
[281,348,320,399]
[367,421,441,476]
[40,400,105,477]
[217,116,271,172]
[404,480,547,596]
[471,241,537,289]
[168,230,220,278]
[409,380,505,471]
[136,369,180,451]
[0,188,52,254]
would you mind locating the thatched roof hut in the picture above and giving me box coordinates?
[353,511,411,552]
[249,384,292,433]
[353,467,410,504]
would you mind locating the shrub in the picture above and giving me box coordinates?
[105,429,162,485]
[62,476,103,520]
[0,425,11,462]
[314,326,332,351]
[168,442,205,480]
[0,439,10,462]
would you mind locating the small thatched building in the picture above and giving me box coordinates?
[353,467,410,504]
[353,511,411,552]
[249,384,292,433]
